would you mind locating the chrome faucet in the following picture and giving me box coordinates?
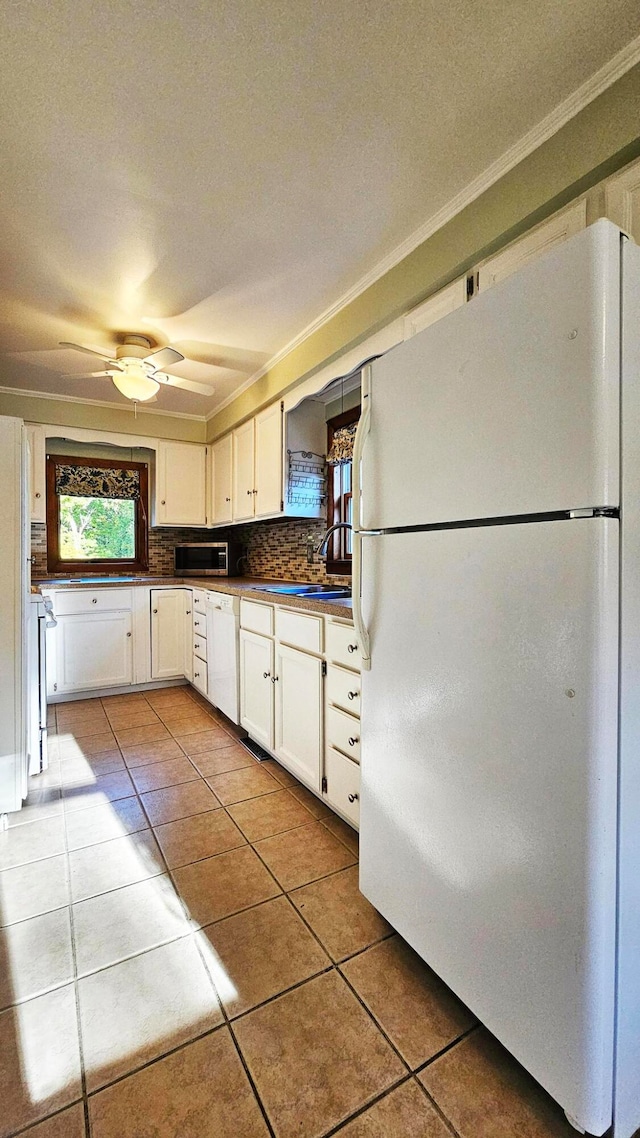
[315,523,353,558]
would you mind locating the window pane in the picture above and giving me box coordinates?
[59,496,136,560]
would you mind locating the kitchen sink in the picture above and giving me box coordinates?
[260,583,352,599]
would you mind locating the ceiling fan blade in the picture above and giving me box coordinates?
[155,372,216,397]
[59,341,117,364]
[144,346,184,369]
[62,370,116,379]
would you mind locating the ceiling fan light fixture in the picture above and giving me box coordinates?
[111,361,159,402]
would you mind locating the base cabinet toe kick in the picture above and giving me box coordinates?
[41,584,360,831]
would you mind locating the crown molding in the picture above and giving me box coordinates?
[0,385,207,422]
[206,33,640,422]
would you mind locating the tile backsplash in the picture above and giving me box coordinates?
[31,516,350,584]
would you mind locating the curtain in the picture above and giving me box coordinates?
[54,463,140,500]
[326,423,357,466]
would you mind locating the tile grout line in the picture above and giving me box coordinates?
[61,786,93,1138]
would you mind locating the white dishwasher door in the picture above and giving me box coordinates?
[206,593,240,724]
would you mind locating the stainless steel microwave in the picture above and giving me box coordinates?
[175,542,243,576]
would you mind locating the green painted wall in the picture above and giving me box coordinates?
[207,62,640,442]
[0,391,206,442]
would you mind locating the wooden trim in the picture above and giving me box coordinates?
[326,406,360,576]
[46,454,149,574]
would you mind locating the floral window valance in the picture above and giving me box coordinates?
[326,423,357,466]
[54,463,141,500]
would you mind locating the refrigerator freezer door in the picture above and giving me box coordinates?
[362,220,620,530]
[360,518,618,1135]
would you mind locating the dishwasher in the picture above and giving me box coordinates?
[205,592,240,724]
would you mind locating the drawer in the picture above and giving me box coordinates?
[53,588,134,615]
[275,608,322,655]
[241,599,274,636]
[192,589,206,612]
[326,664,361,716]
[326,705,360,762]
[192,610,207,638]
[194,635,207,662]
[192,656,208,695]
[325,620,361,670]
[324,747,360,828]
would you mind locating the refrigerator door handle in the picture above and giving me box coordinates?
[353,366,372,670]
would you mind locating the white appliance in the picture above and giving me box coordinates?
[206,592,240,723]
[27,595,56,775]
[353,220,640,1137]
[0,416,31,818]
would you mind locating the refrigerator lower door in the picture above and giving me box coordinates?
[360,518,618,1135]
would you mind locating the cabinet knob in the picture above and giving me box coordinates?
[92,598,98,604]
[194,620,200,626]
[152,608,158,614]
[348,792,359,803]
[126,631,132,638]
[263,671,270,679]
[348,690,359,700]
[252,488,258,494]
[347,644,358,653]
[247,489,252,495]
[225,497,231,502]
[186,609,191,614]
[161,499,166,505]
[348,736,359,747]
[194,671,200,677]
[35,492,41,499]
[271,675,279,683]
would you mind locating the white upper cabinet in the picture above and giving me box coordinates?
[154,440,207,527]
[254,403,283,517]
[209,434,233,526]
[26,423,46,522]
[476,199,587,292]
[403,277,467,340]
[605,158,640,243]
[231,404,284,522]
[232,419,256,522]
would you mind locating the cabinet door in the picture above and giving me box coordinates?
[476,199,586,292]
[150,589,187,680]
[155,441,207,526]
[55,611,133,692]
[274,643,323,789]
[605,158,640,243]
[240,629,273,749]
[210,434,233,525]
[183,592,193,681]
[232,420,255,521]
[25,424,46,522]
[254,403,283,517]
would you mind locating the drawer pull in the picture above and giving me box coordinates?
[347,643,358,653]
[126,631,132,638]
[348,690,359,700]
[225,496,231,502]
[194,671,200,678]
[153,608,158,614]
[92,598,98,604]
[186,609,191,614]
[348,736,359,747]
[194,620,200,627]
[348,792,359,803]
[263,671,270,679]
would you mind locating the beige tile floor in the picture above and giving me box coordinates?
[0,687,585,1138]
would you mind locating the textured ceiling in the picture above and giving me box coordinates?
[1,0,639,417]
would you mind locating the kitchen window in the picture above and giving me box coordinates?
[46,455,149,573]
[326,407,360,575]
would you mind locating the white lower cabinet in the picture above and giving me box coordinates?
[150,589,188,680]
[324,747,360,827]
[240,629,274,750]
[274,643,323,790]
[54,610,133,693]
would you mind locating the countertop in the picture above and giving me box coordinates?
[32,575,353,618]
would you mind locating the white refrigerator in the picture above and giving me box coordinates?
[354,220,640,1137]
[0,416,31,816]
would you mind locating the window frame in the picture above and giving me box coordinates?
[325,406,360,575]
[46,454,149,574]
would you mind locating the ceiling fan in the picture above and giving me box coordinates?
[59,335,216,402]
